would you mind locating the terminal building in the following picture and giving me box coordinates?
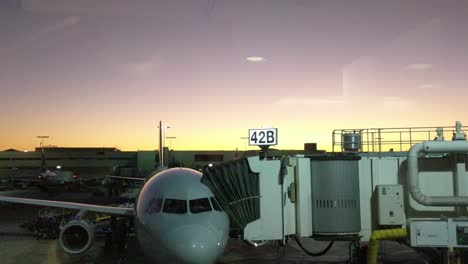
[0,146,312,178]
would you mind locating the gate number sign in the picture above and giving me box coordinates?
[248,128,278,146]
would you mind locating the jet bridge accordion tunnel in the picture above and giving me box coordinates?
[201,158,261,230]
[201,154,362,244]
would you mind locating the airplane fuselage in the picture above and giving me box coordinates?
[134,168,230,263]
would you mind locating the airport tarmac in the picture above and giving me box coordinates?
[0,190,433,264]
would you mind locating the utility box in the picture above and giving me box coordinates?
[410,218,468,248]
[376,185,405,226]
[448,219,468,247]
[410,220,449,247]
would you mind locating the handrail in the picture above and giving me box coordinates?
[332,124,467,153]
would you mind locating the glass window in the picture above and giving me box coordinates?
[210,197,223,212]
[189,198,212,214]
[146,198,163,214]
[163,199,187,214]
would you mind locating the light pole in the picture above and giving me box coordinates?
[36,136,49,148]
[240,137,248,151]
[36,136,49,171]
[158,121,170,168]
[165,136,176,150]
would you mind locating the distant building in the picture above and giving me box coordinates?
[35,147,121,153]
[0,144,322,177]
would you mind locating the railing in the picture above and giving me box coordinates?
[332,125,468,153]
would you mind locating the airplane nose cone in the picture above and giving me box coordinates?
[163,225,225,264]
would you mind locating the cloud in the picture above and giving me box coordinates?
[276,96,415,113]
[273,96,349,115]
[21,0,208,19]
[28,16,80,41]
[419,84,438,89]
[123,53,163,78]
[0,15,81,55]
[0,0,21,8]
[246,56,266,62]
[383,97,415,111]
[277,96,345,106]
[406,63,433,70]
[41,16,80,34]
[48,16,80,32]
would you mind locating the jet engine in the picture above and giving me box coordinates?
[59,219,95,254]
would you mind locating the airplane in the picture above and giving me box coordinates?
[37,169,80,190]
[8,169,80,191]
[0,167,230,264]
[13,169,124,192]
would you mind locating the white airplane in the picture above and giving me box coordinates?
[0,167,230,264]
[39,170,79,185]
[10,169,80,190]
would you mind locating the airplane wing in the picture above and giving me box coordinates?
[107,175,146,181]
[12,178,41,182]
[0,196,134,216]
[78,175,146,182]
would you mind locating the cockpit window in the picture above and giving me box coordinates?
[210,197,223,212]
[189,198,212,214]
[146,198,163,214]
[163,199,187,214]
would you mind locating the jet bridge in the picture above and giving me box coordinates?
[202,121,468,264]
[203,156,294,242]
[202,158,260,230]
[202,154,362,243]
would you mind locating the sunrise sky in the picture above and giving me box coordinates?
[1,0,467,151]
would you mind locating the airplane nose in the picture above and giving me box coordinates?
[163,225,225,264]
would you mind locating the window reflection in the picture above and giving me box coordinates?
[146,198,163,214]
[189,198,212,214]
[163,199,187,214]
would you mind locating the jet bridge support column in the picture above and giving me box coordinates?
[454,154,468,216]
[287,156,312,238]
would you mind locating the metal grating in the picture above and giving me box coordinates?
[311,159,361,235]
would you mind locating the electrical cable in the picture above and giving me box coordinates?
[294,236,334,257]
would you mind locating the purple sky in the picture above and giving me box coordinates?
[1,0,468,151]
